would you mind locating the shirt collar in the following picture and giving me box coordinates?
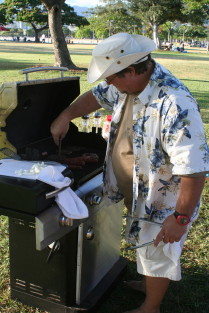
[136,61,160,105]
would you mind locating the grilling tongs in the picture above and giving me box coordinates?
[45,138,75,199]
[58,137,62,161]
[123,216,163,250]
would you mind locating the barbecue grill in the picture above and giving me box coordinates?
[0,67,126,313]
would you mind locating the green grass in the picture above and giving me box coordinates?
[0,41,209,313]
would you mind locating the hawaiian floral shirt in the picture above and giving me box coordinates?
[92,62,209,238]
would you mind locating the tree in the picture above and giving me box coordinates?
[160,22,177,42]
[75,26,92,39]
[1,0,49,42]
[182,0,209,25]
[87,0,142,37]
[1,0,89,69]
[0,4,7,25]
[177,24,208,41]
[41,0,89,69]
[127,0,183,48]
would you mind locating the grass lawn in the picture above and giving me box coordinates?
[0,41,209,313]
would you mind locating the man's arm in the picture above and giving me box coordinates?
[154,175,206,245]
[50,90,100,145]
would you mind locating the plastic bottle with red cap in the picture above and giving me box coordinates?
[102,115,112,141]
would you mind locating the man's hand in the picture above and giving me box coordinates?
[50,90,101,146]
[50,113,70,146]
[154,214,187,246]
[154,175,206,247]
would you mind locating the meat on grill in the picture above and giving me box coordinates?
[45,152,99,170]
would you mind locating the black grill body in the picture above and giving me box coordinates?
[0,71,126,313]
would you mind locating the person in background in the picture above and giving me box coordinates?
[179,42,184,52]
[40,33,46,43]
[50,33,209,313]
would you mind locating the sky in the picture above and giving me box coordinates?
[66,0,102,7]
[0,0,102,7]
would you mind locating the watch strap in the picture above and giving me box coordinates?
[174,211,190,225]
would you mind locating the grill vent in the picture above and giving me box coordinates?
[12,218,25,226]
[13,278,61,303]
[47,291,61,303]
[13,278,26,290]
[29,283,44,296]
[28,221,35,228]
[11,218,35,228]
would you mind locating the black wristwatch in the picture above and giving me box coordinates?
[174,211,190,226]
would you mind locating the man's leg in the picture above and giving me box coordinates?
[124,276,146,293]
[124,276,170,313]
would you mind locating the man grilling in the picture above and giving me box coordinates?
[50,33,209,313]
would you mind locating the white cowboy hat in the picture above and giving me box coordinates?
[87,32,156,83]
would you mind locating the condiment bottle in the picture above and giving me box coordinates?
[93,111,102,133]
[102,115,112,141]
[81,115,90,133]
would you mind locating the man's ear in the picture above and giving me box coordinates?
[127,66,136,76]
[127,66,134,72]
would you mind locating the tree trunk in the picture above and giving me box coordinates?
[41,0,86,70]
[31,24,40,43]
[34,29,40,43]
[31,23,48,43]
[152,23,161,49]
[167,29,170,42]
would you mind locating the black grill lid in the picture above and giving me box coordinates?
[3,77,80,150]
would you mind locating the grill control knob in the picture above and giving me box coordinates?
[88,194,102,205]
[59,215,73,227]
[86,226,94,240]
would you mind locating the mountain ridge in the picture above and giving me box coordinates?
[0,2,90,17]
[73,5,90,17]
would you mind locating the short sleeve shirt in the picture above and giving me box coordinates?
[92,62,209,224]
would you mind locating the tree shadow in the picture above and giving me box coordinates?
[0,44,54,54]
[96,260,144,313]
[0,59,42,71]
[189,91,209,124]
[0,43,93,55]
[153,52,209,62]
[96,260,209,313]
[181,79,209,84]
[163,266,209,313]
[176,83,209,122]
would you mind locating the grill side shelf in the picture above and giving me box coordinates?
[35,173,103,251]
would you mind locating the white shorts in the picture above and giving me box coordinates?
[136,223,191,281]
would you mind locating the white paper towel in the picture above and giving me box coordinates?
[0,159,66,180]
[37,166,89,219]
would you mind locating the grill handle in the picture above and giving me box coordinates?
[19,66,69,81]
[45,178,74,199]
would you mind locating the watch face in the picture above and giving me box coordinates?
[177,215,190,225]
